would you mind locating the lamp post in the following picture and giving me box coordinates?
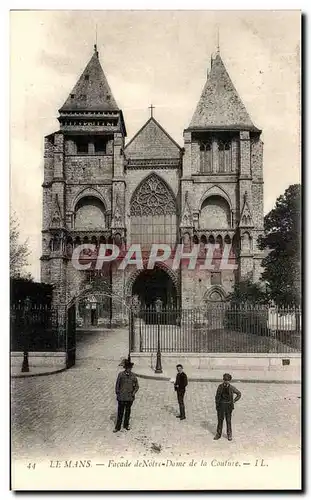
[154,297,163,374]
[21,296,31,373]
[128,295,140,362]
[128,303,132,363]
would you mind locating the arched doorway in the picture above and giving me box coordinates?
[68,288,130,365]
[132,268,177,309]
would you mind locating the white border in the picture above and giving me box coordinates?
[3,3,307,499]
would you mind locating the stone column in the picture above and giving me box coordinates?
[113,132,124,178]
[191,141,200,174]
[182,131,192,177]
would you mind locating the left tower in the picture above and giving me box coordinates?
[41,45,126,315]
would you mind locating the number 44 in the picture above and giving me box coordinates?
[27,463,36,470]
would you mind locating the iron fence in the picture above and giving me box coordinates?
[131,304,301,353]
[10,303,61,352]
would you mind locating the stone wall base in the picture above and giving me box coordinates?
[11,352,67,369]
[130,352,301,372]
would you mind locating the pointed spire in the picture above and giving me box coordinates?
[50,194,63,229]
[239,191,254,228]
[60,48,119,112]
[188,53,259,131]
[111,192,123,228]
[180,191,193,228]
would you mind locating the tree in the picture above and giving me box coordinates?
[258,184,301,306]
[10,212,31,279]
[228,278,267,305]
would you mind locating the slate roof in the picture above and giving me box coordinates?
[125,117,181,159]
[188,53,259,131]
[59,47,119,112]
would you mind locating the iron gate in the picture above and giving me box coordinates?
[66,303,76,368]
[129,304,301,354]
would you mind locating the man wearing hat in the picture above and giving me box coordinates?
[214,373,241,441]
[113,359,139,432]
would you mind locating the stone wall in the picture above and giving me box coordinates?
[41,112,265,320]
[65,155,113,183]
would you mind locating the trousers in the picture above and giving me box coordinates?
[177,390,186,418]
[216,402,232,437]
[115,401,133,430]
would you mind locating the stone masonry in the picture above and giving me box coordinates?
[40,45,265,324]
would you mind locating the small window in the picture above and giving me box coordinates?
[70,94,75,99]
[211,272,222,285]
[75,137,89,154]
[85,74,89,81]
[94,137,107,154]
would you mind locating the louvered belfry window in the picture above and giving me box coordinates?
[218,140,231,172]
[200,141,212,173]
[130,174,177,248]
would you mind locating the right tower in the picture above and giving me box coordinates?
[180,52,264,306]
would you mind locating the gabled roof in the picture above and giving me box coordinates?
[125,117,181,159]
[188,53,259,131]
[59,47,119,112]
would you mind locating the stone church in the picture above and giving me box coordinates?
[41,45,264,324]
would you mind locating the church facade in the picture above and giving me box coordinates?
[41,45,264,324]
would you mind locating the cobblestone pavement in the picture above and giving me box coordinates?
[11,329,301,465]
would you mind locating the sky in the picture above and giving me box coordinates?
[10,10,301,281]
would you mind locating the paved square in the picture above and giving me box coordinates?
[11,329,301,464]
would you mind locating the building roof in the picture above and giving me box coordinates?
[125,117,181,159]
[59,46,119,112]
[188,53,259,131]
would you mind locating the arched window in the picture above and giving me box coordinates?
[216,235,223,249]
[200,196,231,229]
[208,235,215,245]
[66,237,73,257]
[224,234,231,245]
[218,140,231,173]
[200,142,212,173]
[74,236,81,248]
[130,174,177,248]
[74,196,106,230]
[242,232,252,254]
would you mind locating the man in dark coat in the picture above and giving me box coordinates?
[113,360,139,432]
[174,364,188,420]
[214,373,241,441]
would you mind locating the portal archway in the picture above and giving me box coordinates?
[132,267,177,308]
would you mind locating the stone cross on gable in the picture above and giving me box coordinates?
[148,104,155,118]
